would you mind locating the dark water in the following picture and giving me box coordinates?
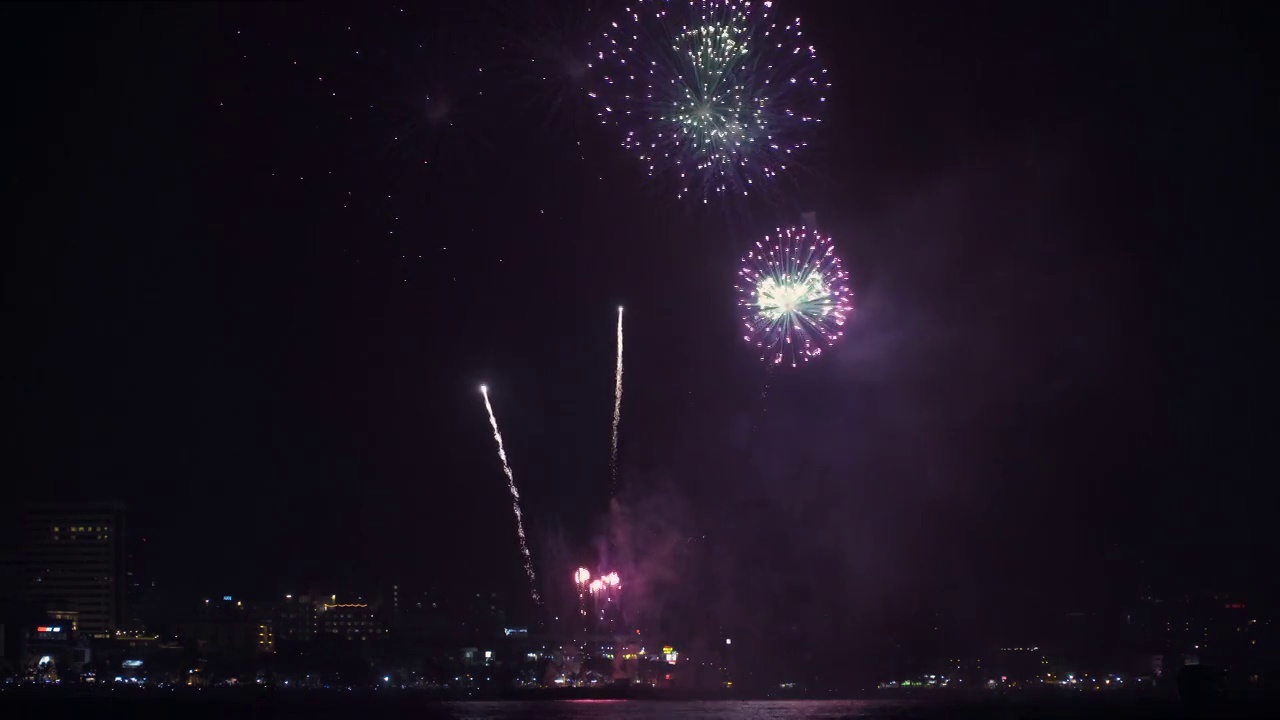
[3,692,1274,719]
[435,700,903,719]
[2,696,913,720]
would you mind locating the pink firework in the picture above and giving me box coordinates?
[735,226,852,367]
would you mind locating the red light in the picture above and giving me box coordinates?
[665,674,672,680]
[37,626,53,632]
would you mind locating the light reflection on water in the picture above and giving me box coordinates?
[441,700,911,720]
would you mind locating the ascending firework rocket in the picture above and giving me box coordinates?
[610,306,624,497]
[575,567,591,620]
[480,385,541,605]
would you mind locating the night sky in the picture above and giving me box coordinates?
[3,0,1274,675]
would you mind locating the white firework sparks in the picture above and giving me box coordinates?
[480,384,542,605]
[589,0,829,202]
[736,226,852,367]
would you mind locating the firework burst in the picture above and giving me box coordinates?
[736,226,852,367]
[588,0,828,202]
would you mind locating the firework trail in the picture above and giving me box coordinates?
[610,306,624,496]
[479,384,542,605]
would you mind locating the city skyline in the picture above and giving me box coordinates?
[5,500,1273,691]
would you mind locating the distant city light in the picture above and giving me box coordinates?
[223,595,233,601]
[725,638,732,645]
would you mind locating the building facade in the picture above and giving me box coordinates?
[319,602,382,640]
[21,503,126,637]
[274,594,386,643]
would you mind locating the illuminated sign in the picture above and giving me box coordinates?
[122,660,144,668]
[223,596,233,601]
[36,626,62,633]
[503,627,528,636]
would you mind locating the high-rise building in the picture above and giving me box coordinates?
[20,503,126,637]
[276,594,317,642]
